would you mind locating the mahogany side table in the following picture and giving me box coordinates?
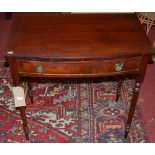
[4,13,154,141]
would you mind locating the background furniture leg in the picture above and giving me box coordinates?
[115,79,123,102]
[18,107,29,141]
[124,81,141,138]
[27,80,33,104]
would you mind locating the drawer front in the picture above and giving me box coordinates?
[17,57,141,77]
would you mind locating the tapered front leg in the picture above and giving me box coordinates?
[9,59,29,141]
[18,107,29,141]
[124,81,141,139]
[115,79,123,102]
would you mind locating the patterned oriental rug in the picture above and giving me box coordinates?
[0,66,149,143]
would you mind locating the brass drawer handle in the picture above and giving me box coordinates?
[36,65,44,73]
[115,63,124,72]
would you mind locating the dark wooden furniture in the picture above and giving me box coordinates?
[4,13,154,141]
[4,12,13,19]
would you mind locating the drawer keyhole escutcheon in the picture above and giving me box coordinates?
[36,65,44,73]
[115,63,124,72]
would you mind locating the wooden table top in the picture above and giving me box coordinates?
[5,13,154,61]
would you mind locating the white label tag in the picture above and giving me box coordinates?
[17,97,24,101]
[12,87,26,107]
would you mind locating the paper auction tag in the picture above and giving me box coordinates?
[12,87,26,107]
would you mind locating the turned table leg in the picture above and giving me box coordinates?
[124,80,141,139]
[9,59,29,141]
[115,79,123,102]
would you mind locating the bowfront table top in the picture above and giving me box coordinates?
[4,13,154,141]
[5,13,153,61]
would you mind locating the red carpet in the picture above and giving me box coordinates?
[0,78,149,142]
[139,63,155,142]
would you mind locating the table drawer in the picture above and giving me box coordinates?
[17,57,141,77]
